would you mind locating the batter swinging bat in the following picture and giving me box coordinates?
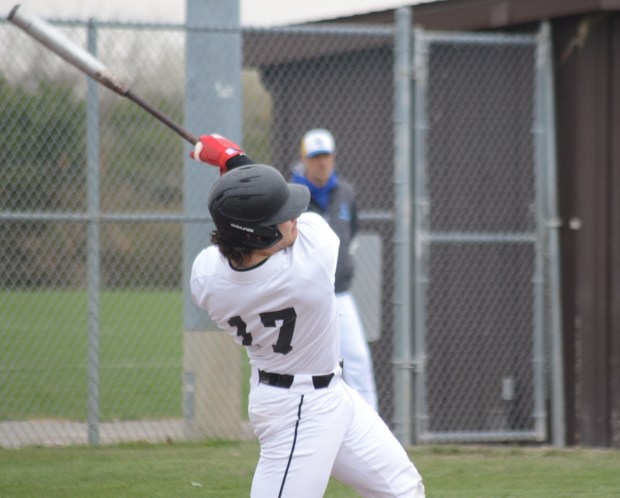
[8,4,198,145]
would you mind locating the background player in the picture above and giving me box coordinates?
[190,134,425,497]
[292,128,378,411]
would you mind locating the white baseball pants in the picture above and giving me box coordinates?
[249,372,425,497]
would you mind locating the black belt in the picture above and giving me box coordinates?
[258,370,335,389]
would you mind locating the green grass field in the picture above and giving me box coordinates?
[3,291,620,497]
[1,442,619,497]
[0,290,184,421]
[1,289,252,424]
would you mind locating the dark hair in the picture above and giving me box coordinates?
[210,230,254,268]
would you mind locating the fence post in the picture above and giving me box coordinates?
[540,21,565,448]
[86,19,101,446]
[393,6,414,446]
[533,25,550,443]
[183,0,244,440]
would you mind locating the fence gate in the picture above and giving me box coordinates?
[411,27,557,443]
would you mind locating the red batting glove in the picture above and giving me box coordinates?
[190,134,245,174]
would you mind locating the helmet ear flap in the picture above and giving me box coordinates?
[222,224,283,249]
[208,164,309,249]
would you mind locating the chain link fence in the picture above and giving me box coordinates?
[412,30,556,443]
[0,18,399,447]
[0,16,556,448]
[0,20,188,447]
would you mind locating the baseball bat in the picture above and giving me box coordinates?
[8,4,198,145]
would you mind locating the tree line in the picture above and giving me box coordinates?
[0,77,184,289]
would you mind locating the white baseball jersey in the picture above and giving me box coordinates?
[191,211,341,376]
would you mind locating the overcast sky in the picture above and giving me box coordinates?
[3,0,431,25]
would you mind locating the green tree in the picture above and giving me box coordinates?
[0,77,87,288]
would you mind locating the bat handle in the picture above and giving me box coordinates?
[125,91,198,145]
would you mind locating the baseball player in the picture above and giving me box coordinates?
[292,128,378,411]
[190,134,425,497]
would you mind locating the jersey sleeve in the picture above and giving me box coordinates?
[190,246,220,309]
[296,211,340,285]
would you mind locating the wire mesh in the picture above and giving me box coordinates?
[414,31,546,442]
[0,18,551,448]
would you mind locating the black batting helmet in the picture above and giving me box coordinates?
[208,164,310,249]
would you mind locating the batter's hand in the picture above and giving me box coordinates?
[190,134,246,174]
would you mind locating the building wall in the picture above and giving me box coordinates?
[553,13,620,447]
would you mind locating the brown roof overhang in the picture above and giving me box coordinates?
[320,0,620,30]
